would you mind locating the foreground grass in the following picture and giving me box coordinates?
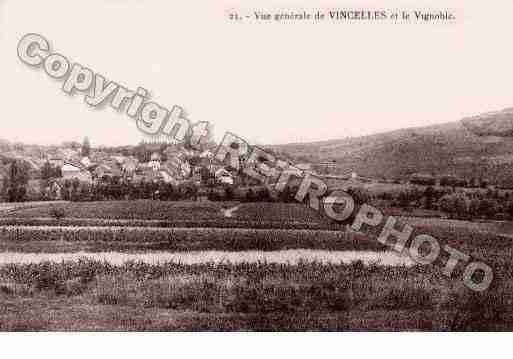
[0,260,511,331]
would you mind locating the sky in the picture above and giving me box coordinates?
[1,0,513,147]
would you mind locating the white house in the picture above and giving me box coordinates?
[61,163,92,182]
[159,170,180,186]
[80,156,92,168]
[200,150,214,159]
[148,152,161,171]
[148,160,161,171]
[215,168,234,185]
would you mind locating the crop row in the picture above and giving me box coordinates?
[0,226,379,252]
[0,217,342,231]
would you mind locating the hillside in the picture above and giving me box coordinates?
[269,108,513,187]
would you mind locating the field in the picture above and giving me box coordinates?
[2,201,334,230]
[0,200,512,331]
[5,201,236,221]
[0,260,511,331]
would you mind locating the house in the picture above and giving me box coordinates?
[296,163,313,172]
[93,164,111,179]
[215,168,234,185]
[90,151,110,163]
[80,156,92,168]
[199,150,214,159]
[48,157,65,167]
[122,157,139,176]
[111,156,126,165]
[276,166,303,188]
[163,145,183,158]
[162,157,191,179]
[93,163,122,179]
[61,163,92,182]
[180,160,192,178]
[148,152,161,171]
[148,161,161,171]
[159,169,180,185]
[137,169,167,183]
[313,161,338,175]
[58,148,79,161]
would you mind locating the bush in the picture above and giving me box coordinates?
[443,283,512,331]
[438,193,469,218]
[49,206,66,220]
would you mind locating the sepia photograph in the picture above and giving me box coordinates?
[1,0,513,353]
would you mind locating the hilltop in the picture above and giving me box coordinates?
[269,108,513,187]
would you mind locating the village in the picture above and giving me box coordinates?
[0,137,239,202]
[0,131,355,203]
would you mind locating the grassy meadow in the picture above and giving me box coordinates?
[0,200,512,330]
[1,260,511,331]
[2,201,334,230]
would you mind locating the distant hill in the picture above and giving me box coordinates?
[269,108,513,188]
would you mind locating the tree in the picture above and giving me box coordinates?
[41,161,62,180]
[469,199,481,219]
[61,180,72,201]
[245,188,256,202]
[424,186,436,210]
[225,186,234,201]
[478,199,497,219]
[79,183,92,201]
[81,137,91,157]
[347,187,372,205]
[505,200,513,220]
[40,161,61,201]
[256,188,271,202]
[438,193,468,218]
[70,179,81,201]
[279,185,298,203]
[5,160,30,202]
